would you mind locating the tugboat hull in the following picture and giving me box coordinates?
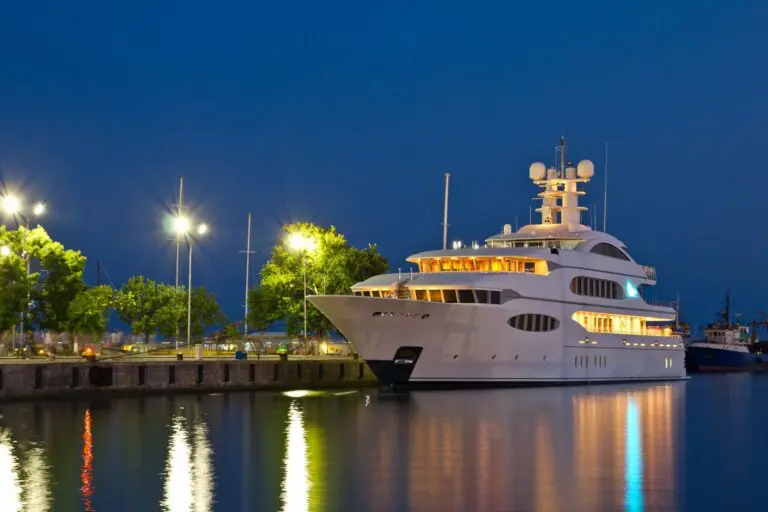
[685,345,763,372]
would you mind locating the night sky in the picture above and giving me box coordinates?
[1,1,766,331]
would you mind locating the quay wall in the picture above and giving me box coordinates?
[0,359,379,400]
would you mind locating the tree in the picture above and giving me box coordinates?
[67,285,115,343]
[248,222,389,340]
[0,225,85,333]
[115,276,170,343]
[156,286,226,341]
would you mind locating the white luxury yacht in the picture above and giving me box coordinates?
[309,138,687,388]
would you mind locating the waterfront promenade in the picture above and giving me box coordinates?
[0,354,378,400]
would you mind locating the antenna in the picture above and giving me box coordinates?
[603,143,608,232]
[97,261,102,286]
[515,215,518,231]
[529,205,532,225]
[442,173,450,250]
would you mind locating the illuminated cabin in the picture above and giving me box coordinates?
[309,137,686,387]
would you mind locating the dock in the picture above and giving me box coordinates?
[0,356,379,400]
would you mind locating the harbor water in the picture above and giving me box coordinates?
[1,374,766,511]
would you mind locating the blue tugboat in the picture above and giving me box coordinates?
[685,291,763,372]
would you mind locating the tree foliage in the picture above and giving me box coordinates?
[248,222,389,339]
[0,225,85,333]
[116,276,225,343]
[67,285,115,340]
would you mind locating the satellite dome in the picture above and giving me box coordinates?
[577,160,595,178]
[529,162,546,181]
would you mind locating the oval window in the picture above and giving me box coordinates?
[508,314,560,332]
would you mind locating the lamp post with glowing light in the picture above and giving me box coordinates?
[172,216,209,352]
[287,233,316,353]
[1,194,46,347]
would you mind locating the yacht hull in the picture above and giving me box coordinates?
[309,295,688,388]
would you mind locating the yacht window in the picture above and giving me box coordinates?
[353,291,362,296]
[475,290,489,304]
[508,314,560,332]
[490,290,501,304]
[463,259,476,271]
[362,290,371,297]
[440,260,452,271]
[491,259,502,272]
[443,289,458,303]
[590,243,630,261]
[477,258,490,272]
[458,290,475,303]
[372,290,381,298]
[431,260,440,272]
[428,289,442,302]
[415,289,427,301]
[451,259,462,271]
[524,262,535,273]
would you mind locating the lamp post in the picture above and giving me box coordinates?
[1,194,46,350]
[172,215,209,352]
[287,233,316,353]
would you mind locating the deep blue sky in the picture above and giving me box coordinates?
[1,1,766,332]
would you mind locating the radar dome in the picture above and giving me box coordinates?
[577,159,595,179]
[529,162,546,181]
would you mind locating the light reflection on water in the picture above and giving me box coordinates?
[161,412,215,512]
[281,400,310,512]
[0,427,51,511]
[12,377,768,510]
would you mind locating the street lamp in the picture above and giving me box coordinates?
[172,215,209,351]
[1,194,46,348]
[287,233,317,353]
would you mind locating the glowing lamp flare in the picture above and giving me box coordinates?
[2,195,21,215]
[173,216,191,235]
[0,246,10,257]
[197,223,209,236]
[288,232,317,252]
[32,202,46,216]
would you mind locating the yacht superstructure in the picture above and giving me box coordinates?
[309,139,687,388]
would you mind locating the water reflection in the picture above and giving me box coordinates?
[625,398,643,512]
[361,383,682,511]
[81,409,94,511]
[161,412,214,511]
[0,427,52,511]
[281,400,310,512]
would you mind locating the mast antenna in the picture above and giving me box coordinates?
[442,172,450,250]
[603,143,608,232]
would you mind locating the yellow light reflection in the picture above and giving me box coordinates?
[281,401,310,512]
[192,423,214,510]
[161,414,215,512]
[0,429,23,511]
[81,409,94,511]
[0,428,52,512]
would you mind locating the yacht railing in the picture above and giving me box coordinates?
[642,265,657,281]
[645,299,677,310]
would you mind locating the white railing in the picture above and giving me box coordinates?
[645,299,677,310]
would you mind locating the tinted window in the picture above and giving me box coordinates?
[570,277,625,299]
[508,314,560,332]
[475,290,489,303]
[524,262,535,273]
[428,290,442,302]
[490,291,501,304]
[372,290,381,297]
[415,289,427,301]
[458,290,475,303]
[443,289,458,303]
[590,243,630,261]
